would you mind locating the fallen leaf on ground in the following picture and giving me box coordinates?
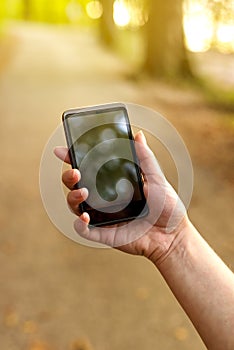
[71,337,94,350]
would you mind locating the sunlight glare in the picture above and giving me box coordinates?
[129,6,148,28]
[113,0,130,27]
[217,25,234,44]
[184,2,213,52]
[184,0,234,53]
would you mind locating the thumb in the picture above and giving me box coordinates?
[54,146,71,164]
[134,131,163,179]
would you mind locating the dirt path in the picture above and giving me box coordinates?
[0,22,233,350]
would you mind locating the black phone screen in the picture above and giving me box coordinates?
[63,104,148,226]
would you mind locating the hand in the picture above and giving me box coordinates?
[54,131,189,265]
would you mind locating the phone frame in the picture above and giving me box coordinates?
[62,103,148,227]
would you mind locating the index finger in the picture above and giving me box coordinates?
[54,146,71,164]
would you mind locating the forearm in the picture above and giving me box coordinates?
[153,221,234,349]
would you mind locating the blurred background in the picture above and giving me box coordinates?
[0,1,233,349]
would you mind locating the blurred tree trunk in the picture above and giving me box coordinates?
[144,0,192,78]
[22,0,31,20]
[99,0,116,46]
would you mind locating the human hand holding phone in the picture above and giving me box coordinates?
[54,129,188,263]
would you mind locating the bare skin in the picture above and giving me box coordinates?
[54,131,234,350]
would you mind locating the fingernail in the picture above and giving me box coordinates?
[80,188,88,199]
[71,169,79,179]
[73,169,80,176]
[139,130,147,144]
[81,212,89,222]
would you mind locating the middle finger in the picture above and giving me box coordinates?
[62,169,81,190]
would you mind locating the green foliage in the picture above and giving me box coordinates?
[0,0,23,20]
[0,0,92,24]
[196,77,234,112]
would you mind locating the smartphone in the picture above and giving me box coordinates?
[62,103,148,227]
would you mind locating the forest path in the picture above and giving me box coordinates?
[0,22,233,350]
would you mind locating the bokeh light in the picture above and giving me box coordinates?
[113,0,148,29]
[113,0,131,27]
[217,25,234,52]
[86,0,103,20]
[66,0,83,23]
[183,2,213,52]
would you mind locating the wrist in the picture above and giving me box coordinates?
[149,216,192,269]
